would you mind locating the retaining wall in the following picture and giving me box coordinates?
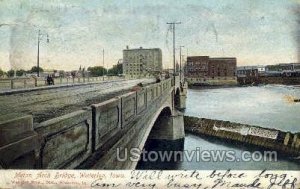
[184,116,300,156]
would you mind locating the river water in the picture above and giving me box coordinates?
[186,85,300,133]
[138,85,300,170]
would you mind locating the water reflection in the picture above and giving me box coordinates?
[137,133,300,170]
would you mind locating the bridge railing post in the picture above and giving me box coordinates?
[34,78,38,87]
[120,92,137,128]
[10,79,14,89]
[91,98,122,151]
[0,115,39,169]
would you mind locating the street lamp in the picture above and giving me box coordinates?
[37,30,49,77]
[179,45,184,82]
[166,22,181,76]
[102,49,105,76]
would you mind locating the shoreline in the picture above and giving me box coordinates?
[188,83,300,90]
[184,116,300,157]
[185,130,299,163]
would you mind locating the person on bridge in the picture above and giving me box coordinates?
[46,75,55,85]
[50,75,55,85]
[46,75,51,85]
[131,83,143,91]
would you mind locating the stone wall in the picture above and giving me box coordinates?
[259,76,300,85]
[184,116,300,156]
[186,77,237,86]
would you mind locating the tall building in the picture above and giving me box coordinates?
[123,46,162,79]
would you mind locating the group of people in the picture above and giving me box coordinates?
[46,75,55,85]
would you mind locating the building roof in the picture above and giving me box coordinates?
[123,47,161,51]
[187,56,209,58]
[237,66,258,70]
[209,57,236,60]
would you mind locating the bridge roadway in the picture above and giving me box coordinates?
[0,78,155,126]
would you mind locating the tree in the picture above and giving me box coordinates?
[16,69,26,77]
[59,70,65,77]
[29,66,44,73]
[107,64,123,76]
[7,69,14,77]
[87,66,107,77]
[0,68,5,77]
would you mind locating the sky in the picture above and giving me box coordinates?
[0,0,299,71]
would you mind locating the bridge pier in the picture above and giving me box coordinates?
[179,82,188,110]
[147,110,185,152]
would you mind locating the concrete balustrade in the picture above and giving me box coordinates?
[35,109,92,169]
[146,85,154,104]
[0,76,124,91]
[91,97,121,151]
[0,115,39,169]
[120,92,137,127]
[157,83,161,97]
[155,83,159,96]
[136,88,147,114]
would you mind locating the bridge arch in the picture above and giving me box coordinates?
[133,104,185,169]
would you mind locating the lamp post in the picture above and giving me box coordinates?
[37,30,49,77]
[179,45,184,82]
[167,22,181,76]
[102,48,105,76]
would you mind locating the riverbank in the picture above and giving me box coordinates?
[184,116,300,157]
[188,85,239,90]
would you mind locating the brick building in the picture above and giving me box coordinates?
[185,56,236,78]
[208,57,237,78]
[185,56,209,78]
[185,56,237,85]
[123,46,162,79]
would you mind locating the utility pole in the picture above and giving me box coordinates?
[179,45,184,82]
[37,30,40,77]
[167,22,181,75]
[37,30,49,77]
[102,49,105,76]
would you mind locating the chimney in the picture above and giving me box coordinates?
[126,45,129,50]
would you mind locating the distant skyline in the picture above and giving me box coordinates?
[0,0,299,71]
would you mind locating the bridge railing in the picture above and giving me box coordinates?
[34,110,92,169]
[0,78,173,169]
[0,76,123,90]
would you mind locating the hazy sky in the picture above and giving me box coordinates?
[0,0,299,71]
